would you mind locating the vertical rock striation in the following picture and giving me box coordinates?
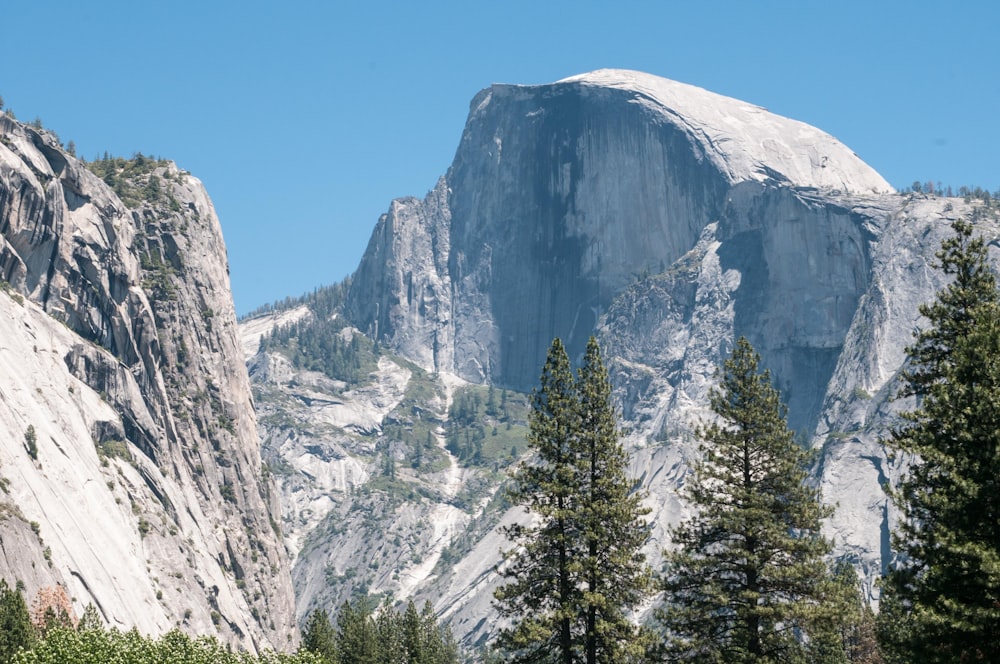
[346,69,891,400]
[0,114,295,649]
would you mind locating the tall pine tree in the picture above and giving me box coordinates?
[494,337,652,663]
[494,338,580,663]
[879,217,1000,662]
[659,337,838,662]
[575,337,653,663]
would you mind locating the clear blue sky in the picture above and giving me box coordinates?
[2,1,997,314]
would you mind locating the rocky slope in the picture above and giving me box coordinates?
[242,302,531,640]
[0,114,296,650]
[244,69,998,650]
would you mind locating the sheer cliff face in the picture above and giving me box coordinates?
[337,69,1000,642]
[0,115,295,649]
[347,70,891,398]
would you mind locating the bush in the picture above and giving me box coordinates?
[24,425,37,460]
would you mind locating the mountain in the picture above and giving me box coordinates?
[244,69,999,651]
[0,115,296,649]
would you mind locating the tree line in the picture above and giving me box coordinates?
[0,580,319,663]
[0,581,458,664]
[259,316,377,386]
[300,597,459,664]
[490,216,1000,661]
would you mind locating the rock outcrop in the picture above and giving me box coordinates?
[0,114,296,649]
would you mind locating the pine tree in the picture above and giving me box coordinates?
[494,337,652,663]
[494,337,580,663]
[301,608,338,664]
[401,601,424,663]
[336,598,378,664]
[76,604,103,632]
[809,562,882,664]
[418,600,459,664]
[659,337,838,662]
[374,600,406,664]
[575,337,653,663]
[0,579,33,663]
[879,217,1000,662]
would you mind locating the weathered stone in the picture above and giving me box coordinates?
[0,114,296,650]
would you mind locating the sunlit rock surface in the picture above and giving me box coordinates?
[0,114,296,650]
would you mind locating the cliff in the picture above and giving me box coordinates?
[0,114,296,649]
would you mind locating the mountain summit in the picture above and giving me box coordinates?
[247,70,997,648]
[346,68,894,399]
[557,69,892,193]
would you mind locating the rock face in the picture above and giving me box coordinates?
[287,69,998,648]
[346,69,891,395]
[0,114,296,649]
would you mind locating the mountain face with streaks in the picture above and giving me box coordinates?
[244,70,997,650]
[0,114,296,650]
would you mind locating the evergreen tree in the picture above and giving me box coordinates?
[76,604,103,632]
[809,562,882,664]
[401,601,425,664]
[879,217,1000,662]
[416,600,459,664]
[375,601,406,664]
[494,337,652,663]
[659,337,838,662]
[301,608,338,664]
[494,338,580,663]
[0,579,33,663]
[336,598,378,664]
[575,337,653,663]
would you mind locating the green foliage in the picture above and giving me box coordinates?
[137,244,178,300]
[879,218,1000,662]
[23,426,37,461]
[0,582,320,664]
[13,625,323,663]
[445,386,529,468]
[0,578,34,663]
[575,337,654,663]
[658,337,840,662]
[220,483,237,504]
[335,597,378,664]
[95,438,131,462]
[811,562,881,664]
[301,609,337,664]
[263,316,378,387]
[378,368,448,473]
[84,152,176,208]
[325,598,458,664]
[494,337,653,663]
[76,605,102,633]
